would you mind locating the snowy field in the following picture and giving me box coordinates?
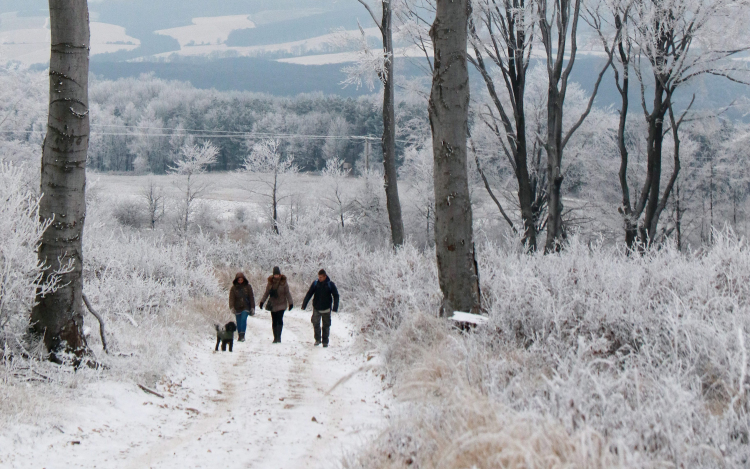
[0,13,140,66]
[3,162,750,468]
[155,16,256,48]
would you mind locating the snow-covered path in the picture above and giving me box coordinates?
[1,310,390,468]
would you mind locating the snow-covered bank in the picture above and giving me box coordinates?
[0,310,389,468]
[347,235,750,468]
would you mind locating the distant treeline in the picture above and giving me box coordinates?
[87,75,427,174]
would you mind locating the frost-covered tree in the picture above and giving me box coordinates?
[348,0,406,247]
[468,0,543,251]
[322,157,354,229]
[627,0,750,247]
[240,139,298,234]
[536,0,615,252]
[400,142,435,246]
[169,141,218,234]
[141,178,166,230]
[322,116,352,168]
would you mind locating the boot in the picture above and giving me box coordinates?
[272,325,280,343]
[277,325,283,343]
[238,332,245,342]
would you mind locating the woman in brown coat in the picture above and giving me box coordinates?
[229,272,255,342]
[259,266,293,343]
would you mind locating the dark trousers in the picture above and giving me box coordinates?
[271,310,285,342]
[311,309,332,344]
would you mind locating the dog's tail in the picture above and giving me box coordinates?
[215,324,221,333]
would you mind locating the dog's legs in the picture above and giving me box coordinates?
[228,340,233,352]
[221,341,227,352]
[215,337,221,351]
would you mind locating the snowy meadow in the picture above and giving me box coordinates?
[3,3,750,460]
[2,162,750,467]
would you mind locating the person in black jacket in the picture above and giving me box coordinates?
[301,269,340,347]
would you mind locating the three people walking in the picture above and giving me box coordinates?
[227,267,341,347]
[301,269,339,347]
[259,266,294,344]
[228,272,254,342]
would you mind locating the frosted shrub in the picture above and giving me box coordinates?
[0,162,68,348]
[112,198,145,228]
[351,234,750,468]
[81,208,219,367]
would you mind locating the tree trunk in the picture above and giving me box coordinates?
[429,0,480,316]
[31,0,90,361]
[538,0,586,253]
[272,170,279,234]
[381,1,405,248]
[544,85,565,253]
[639,79,667,244]
[675,182,682,251]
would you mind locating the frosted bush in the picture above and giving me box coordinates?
[0,162,68,347]
[350,234,750,468]
[81,203,220,372]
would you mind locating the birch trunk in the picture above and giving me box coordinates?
[381,1,405,247]
[429,0,480,316]
[31,0,90,359]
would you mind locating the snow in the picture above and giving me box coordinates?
[0,310,390,468]
[278,44,433,65]
[449,311,489,325]
[150,28,380,61]
[0,19,140,66]
[90,23,141,55]
[155,16,256,48]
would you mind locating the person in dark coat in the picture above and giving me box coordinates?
[259,266,294,343]
[301,269,340,347]
[229,272,255,342]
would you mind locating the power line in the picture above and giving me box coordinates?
[0,126,412,144]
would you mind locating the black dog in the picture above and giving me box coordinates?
[215,322,237,352]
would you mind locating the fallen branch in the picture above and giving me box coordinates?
[138,383,164,399]
[82,293,108,353]
[325,364,375,395]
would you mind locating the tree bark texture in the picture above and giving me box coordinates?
[429,0,480,316]
[32,0,90,358]
[381,1,405,247]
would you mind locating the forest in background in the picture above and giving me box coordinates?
[1,68,749,250]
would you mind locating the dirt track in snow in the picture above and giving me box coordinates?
[0,310,390,469]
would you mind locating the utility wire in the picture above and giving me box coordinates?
[0,126,412,143]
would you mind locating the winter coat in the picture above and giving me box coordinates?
[302,277,339,312]
[229,273,255,313]
[260,275,293,313]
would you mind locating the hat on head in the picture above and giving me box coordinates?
[273,266,281,275]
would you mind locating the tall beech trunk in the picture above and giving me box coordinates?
[31,0,90,359]
[381,2,405,247]
[429,0,480,316]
